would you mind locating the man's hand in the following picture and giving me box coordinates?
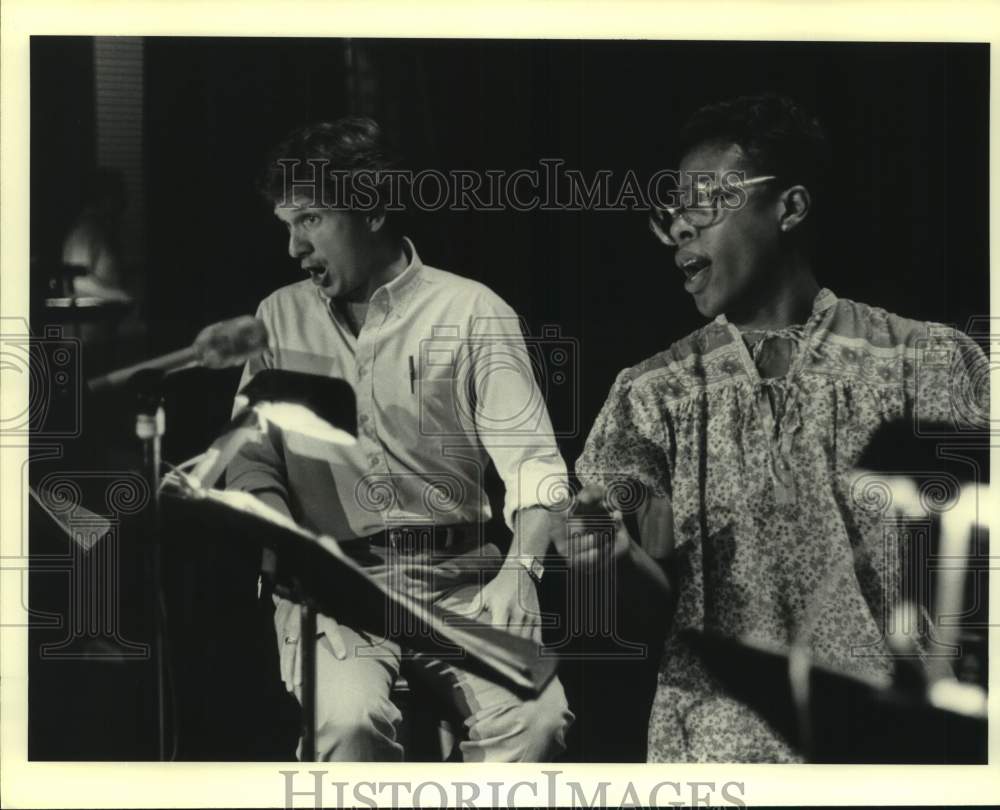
[480,503,561,642]
[479,565,543,643]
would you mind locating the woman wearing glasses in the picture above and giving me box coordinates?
[573,94,988,762]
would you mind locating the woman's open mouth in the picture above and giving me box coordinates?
[678,254,712,294]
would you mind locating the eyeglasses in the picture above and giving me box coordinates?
[649,175,777,247]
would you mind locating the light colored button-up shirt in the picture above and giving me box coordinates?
[227,238,568,540]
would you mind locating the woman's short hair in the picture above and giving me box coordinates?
[678,93,832,204]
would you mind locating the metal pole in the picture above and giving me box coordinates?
[300,601,317,761]
[137,396,169,760]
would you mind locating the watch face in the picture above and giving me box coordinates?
[518,556,544,582]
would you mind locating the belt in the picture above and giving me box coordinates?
[363,523,478,554]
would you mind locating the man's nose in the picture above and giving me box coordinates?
[287,228,311,259]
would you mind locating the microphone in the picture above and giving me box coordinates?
[88,315,270,392]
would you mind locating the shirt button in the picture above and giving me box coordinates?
[358,413,369,424]
[368,454,381,468]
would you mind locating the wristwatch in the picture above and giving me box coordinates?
[517,555,545,584]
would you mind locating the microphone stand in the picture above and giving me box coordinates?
[131,370,172,760]
[299,599,317,762]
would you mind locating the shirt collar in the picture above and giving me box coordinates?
[377,237,423,312]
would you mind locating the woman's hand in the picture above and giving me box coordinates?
[560,484,633,567]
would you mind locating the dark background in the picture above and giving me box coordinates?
[29,37,989,761]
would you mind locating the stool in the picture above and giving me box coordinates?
[390,675,457,761]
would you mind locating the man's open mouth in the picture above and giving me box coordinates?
[305,265,328,283]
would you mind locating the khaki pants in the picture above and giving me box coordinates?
[273,539,573,761]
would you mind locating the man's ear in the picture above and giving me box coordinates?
[778,185,811,233]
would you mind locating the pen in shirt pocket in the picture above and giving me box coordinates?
[408,355,416,394]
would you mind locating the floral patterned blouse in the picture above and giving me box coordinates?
[576,289,989,762]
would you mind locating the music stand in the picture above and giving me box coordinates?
[185,368,355,761]
[93,365,357,760]
[684,630,986,763]
[174,369,556,761]
[161,484,558,760]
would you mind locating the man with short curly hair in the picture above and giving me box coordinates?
[229,116,573,762]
